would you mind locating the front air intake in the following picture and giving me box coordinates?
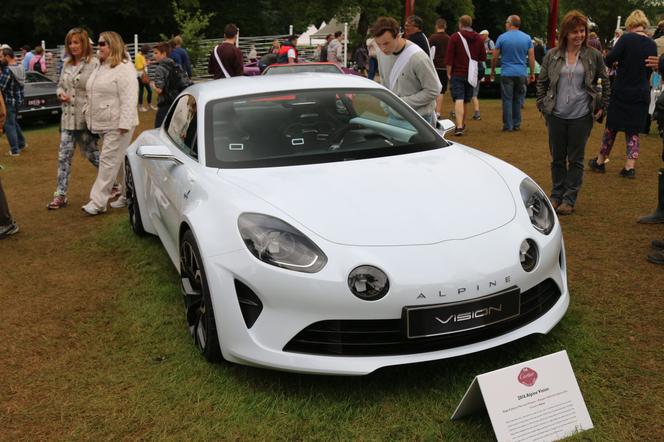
[234,280,263,329]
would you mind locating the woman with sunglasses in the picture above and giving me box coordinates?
[46,28,100,210]
[82,31,138,215]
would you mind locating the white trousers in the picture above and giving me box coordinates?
[89,128,135,209]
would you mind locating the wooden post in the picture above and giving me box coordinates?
[547,0,558,49]
[343,22,348,68]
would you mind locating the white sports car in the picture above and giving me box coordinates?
[124,74,568,375]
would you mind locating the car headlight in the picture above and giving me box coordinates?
[238,213,327,273]
[519,178,554,235]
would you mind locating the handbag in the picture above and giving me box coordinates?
[458,32,478,88]
[140,70,149,85]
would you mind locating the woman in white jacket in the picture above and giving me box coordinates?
[82,31,138,215]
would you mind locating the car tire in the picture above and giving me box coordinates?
[180,230,223,363]
[125,160,146,236]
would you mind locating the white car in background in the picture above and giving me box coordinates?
[124,74,568,375]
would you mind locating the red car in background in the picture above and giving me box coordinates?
[262,62,345,76]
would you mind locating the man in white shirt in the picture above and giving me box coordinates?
[327,31,343,64]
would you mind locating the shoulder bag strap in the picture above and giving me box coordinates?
[213,45,232,79]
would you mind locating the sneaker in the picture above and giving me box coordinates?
[647,249,664,265]
[472,112,481,120]
[651,239,664,250]
[619,168,635,179]
[81,201,106,216]
[110,196,127,209]
[0,222,19,239]
[513,126,521,131]
[454,126,465,136]
[7,150,20,157]
[47,194,68,210]
[150,104,158,111]
[111,184,122,199]
[587,157,606,173]
[19,144,28,151]
[140,106,148,112]
[556,202,574,216]
[502,127,512,132]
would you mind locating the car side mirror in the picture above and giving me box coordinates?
[437,119,455,136]
[137,145,183,165]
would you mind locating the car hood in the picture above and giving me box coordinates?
[220,147,517,246]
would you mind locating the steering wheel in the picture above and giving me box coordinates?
[329,123,365,150]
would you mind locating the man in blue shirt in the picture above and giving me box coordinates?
[170,36,192,78]
[20,45,33,71]
[490,15,535,131]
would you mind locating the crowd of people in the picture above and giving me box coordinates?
[1,11,664,264]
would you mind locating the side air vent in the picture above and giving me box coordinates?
[234,279,263,329]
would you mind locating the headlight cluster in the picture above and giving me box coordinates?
[238,213,327,273]
[519,178,554,235]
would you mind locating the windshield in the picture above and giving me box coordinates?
[263,64,342,75]
[25,72,52,83]
[204,88,447,168]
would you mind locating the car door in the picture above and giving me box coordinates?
[153,95,200,248]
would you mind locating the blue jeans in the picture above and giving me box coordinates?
[500,76,526,130]
[138,78,152,105]
[3,103,26,154]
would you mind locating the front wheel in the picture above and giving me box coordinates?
[180,230,223,362]
[125,160,146,236]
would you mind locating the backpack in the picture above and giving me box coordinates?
[32,56,44,74]
[163,62,192,103]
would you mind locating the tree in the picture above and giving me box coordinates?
[561,0,662,42]
[471,0,548,40]
[164,0,215,70]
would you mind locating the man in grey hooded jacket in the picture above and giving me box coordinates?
[0,48,26,156]
[371,16,440,125]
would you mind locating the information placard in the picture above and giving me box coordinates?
[452,350,593,442]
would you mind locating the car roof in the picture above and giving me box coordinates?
[190,73,384,103]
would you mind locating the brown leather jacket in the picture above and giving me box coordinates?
[536,46,610,116]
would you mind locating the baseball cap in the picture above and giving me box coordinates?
[479,30,489,35]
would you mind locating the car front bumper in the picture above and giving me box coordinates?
[205,221,568,375]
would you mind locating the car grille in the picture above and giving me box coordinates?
[283,278,561,356]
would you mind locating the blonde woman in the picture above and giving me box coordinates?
[588,10,657,178]
[47,28,100,209]
[82,31,138,215]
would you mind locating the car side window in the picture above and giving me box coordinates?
[166,95,198,158]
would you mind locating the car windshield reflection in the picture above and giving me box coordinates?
[205,88,447,168]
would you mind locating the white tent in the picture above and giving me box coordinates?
[299,22,327,46]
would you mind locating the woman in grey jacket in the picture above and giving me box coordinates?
[536,10,609,215]
[47,28,100,210]
[82,31,138,215]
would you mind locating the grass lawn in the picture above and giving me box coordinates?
[1,100,662,440]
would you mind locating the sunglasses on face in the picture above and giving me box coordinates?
[98,41,107,47]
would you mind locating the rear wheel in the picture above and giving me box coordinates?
[125,160,146,236]
[180,230,223,362]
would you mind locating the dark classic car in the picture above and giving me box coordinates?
[18,71,61,121]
